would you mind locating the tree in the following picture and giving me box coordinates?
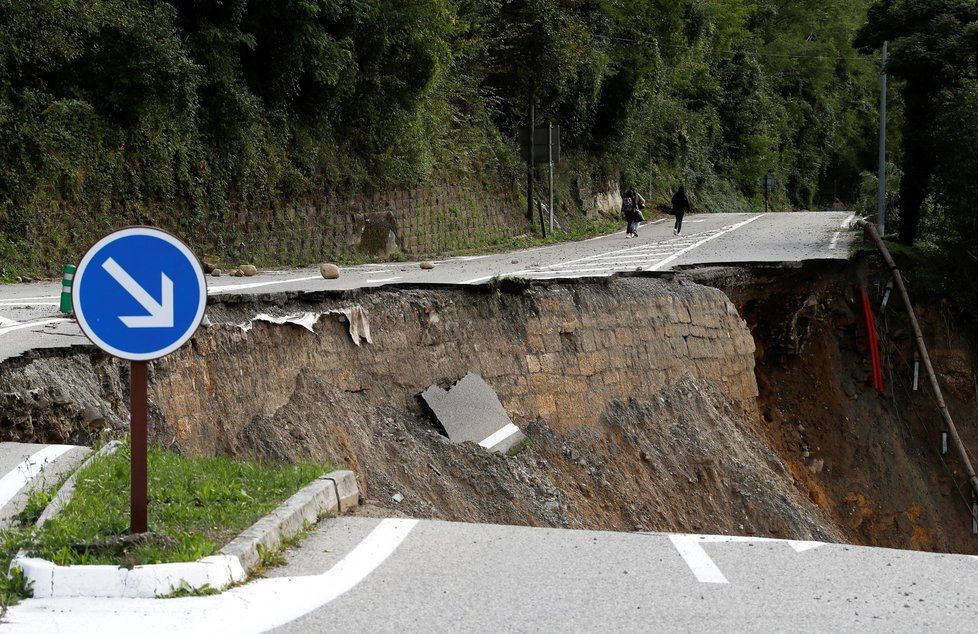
[855,0,978,243]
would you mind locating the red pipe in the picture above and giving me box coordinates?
[860,288,884,393]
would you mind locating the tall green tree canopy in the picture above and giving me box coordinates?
[855,0,978,243]
[1,0,888,274]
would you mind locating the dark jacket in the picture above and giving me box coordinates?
[622,188,641,221]
[671,186,691,214]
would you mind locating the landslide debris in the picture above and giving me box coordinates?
[3,264,977,553]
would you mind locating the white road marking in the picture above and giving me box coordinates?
[0,318,71,338]
[670,535,728,584]
[479,423,522,449]
[0,302,59,307]
[366,277,401,284]
[668,533,823,584]
[787,540,824,553]
[465,220,758,283]
[0,316,18,327]
[651,215,762,271]
[830,214,857,250]
[208,275,322,294]
[0,295,60,302]
[4,518,419,633]
[0,445,76,508]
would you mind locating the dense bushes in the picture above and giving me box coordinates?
[0,0,914,277]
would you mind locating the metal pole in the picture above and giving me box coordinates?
[548,122,554,234]
[858,219,978,504]
[878,41,888,236]
[130,360,148,534]
[527,93,534,221]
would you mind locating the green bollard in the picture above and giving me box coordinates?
[60,264,76,314]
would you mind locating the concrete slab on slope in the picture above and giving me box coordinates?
[421,372,525,454]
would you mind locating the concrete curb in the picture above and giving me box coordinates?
[220,470,358,573]
[10,468,359,598]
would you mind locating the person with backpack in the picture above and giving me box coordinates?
[671,184,691,235]
[622,186,644,238]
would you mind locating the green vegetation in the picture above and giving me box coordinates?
[506,437,533,457]
[854,1,978,314]
[0,0,881,278]
[1,0,975,310]
[0,531,33,608]
[0,442,328,607]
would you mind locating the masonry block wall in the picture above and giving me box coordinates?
[145,278,759,457]
[30,180,531,271]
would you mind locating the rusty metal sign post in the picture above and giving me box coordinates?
[72,227,207,534]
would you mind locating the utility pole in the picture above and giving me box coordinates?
[548,121,554,234]
[527,93,534,221]
[878,41,888,237]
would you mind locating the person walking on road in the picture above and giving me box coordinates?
[622,186,644,238]
[671,185,691,235]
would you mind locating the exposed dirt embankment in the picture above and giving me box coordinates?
[1,266,976,551]
[702,259,978,554]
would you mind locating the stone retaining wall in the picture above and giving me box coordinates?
[27,181,530,272]
[0,278,758,455]
[153,278,758,456]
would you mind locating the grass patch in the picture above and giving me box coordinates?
[505,438,532,457]
[25,442,329,567]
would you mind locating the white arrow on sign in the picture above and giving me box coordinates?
[102,257,174,328]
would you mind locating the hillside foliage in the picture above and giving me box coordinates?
[0,0,973,284]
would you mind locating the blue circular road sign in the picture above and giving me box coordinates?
[72,227,207,361]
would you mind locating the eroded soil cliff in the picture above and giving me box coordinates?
[2,262,976,552]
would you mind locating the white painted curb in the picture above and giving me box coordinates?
[9,469,359,598]
[12,554,245,599]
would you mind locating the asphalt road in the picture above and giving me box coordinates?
[0,211,857,362]
[7,516,976,632]
[6,210,975,632]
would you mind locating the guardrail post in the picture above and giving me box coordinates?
[60,264,76,314]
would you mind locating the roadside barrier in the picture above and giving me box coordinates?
[60,264,75,314]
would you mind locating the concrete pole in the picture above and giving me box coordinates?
[878,41,888,236]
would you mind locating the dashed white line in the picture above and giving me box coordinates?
[366,277,402,284]
[829,213,857,250]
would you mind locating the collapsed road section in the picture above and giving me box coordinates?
[1,265,977,553]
